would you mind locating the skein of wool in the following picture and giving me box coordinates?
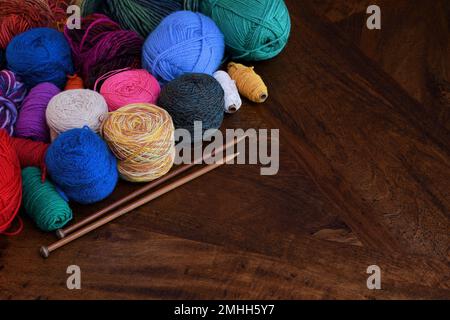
[0,129,22,235]
[46,89,108,140]
[201,0,291,61]
[0,70,27,135]
[101,103,175,182]
[97,69,160,112]
[22,167,72,232]
[0,0,55,49]
[65,74,84,90]
[15,82,60,142]
[45,127,118,204]
[11,137,49,171]
[213,71,242,113]
[81,0,199,37]
[6,27,74,88]
[227,63,268,103]
[158,73,224,140]
[142,11,225,83]
[64,14,143,89]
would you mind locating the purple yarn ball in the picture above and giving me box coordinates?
[0,70,27,135]
[15,82,61,142]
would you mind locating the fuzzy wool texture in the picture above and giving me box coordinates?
[6,27,73,88]
[45,127,118,205]
[21,167,72,232]
[0,129,21,234]
[64,14,143,89]
[142,11,225,83]
[101,103,175,182]
[81,0,199,37]
[0,70,27,135]
[201,0,291,61]
[46,89,108,140]
[15,82,60,142]
[158,73,224,141]
[99,69,160,112]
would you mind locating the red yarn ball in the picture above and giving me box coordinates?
[0,130,49,235]
[0,129,22,234]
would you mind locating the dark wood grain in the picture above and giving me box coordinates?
[0,0,449,299]
[311,0,450,131]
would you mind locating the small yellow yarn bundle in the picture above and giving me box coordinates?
[101,103,175,182]
[227,62,268,103]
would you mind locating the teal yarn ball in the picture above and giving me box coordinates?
[6,28,74,88]
[200,0,291,61]
[158,73,224,141]
[21,167,72,232]
[142,11,225,83]
[45,127,119,205]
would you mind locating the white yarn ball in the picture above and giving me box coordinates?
[213,70,242,113]
[46,89,108,140]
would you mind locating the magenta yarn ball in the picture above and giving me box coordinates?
[99,69,160,111]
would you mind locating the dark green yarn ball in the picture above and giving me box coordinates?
[158,73,224,141]
[81,0,199,37]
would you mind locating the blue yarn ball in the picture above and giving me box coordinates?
[142,11,225,83]
[6,28,74,89]
[45,127,118,204]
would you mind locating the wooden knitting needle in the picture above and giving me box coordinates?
[40,152,239,258]
[56,135,245,239]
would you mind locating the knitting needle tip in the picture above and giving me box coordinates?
[40,246,50,259]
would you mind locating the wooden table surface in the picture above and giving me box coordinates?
[1,0,449,299]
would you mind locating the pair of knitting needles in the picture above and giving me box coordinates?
[40,136,244,258]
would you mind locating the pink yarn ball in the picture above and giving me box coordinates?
[100,69,160,112]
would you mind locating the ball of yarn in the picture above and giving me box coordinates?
[158,73,224,140]
[21,167,72,232]
[227,62,268,103]
[200,0,291,61]
[142,11,225,83]
[81,0,199,37]
[0,129,21,234]
[64,14,143,89]
[213,70,242,113]
[65,74,84,90]
[15,82,60,142]
[101,103,175,182]
[0,50,5,69]
[45,127,118,204]
[6,27,74,88]
[0,70,27,135]
[99,69,160,112]
[11,137,49,174]
[46,89,108,140]
[0,0,55,49]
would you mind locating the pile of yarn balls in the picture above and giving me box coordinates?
[0,0,291,235]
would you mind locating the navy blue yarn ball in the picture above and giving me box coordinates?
[158,73,224,141]
[6,27,73,88]
[45,127,118,204]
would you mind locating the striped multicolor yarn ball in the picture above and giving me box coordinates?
[0,70,27,135]
[101,103,175,182]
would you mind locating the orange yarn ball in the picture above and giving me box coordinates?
[0,0,55,49]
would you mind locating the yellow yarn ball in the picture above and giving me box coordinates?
[101,103,175,182]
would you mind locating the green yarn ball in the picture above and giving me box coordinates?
[201,0,291,61]
[21,167,73,232]
[81,0,199,37]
